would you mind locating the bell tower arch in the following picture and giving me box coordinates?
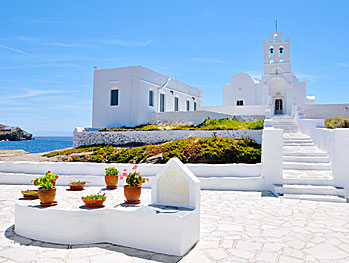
[264,30,291,75]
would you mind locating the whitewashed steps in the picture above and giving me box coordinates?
[283,142,315,146]
[274,184,345,196]
[283,162,332,170]
[283,155,330,163]
[279,194,346,203]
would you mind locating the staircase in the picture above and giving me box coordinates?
[272,115,346,203]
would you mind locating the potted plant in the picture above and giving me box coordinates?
[104,167,119,189]
[31,172,58,206]
[21,189,39,199]
[45,171,59,187]
[81,192,106,207]
[121,165,149,204]
[68,180,88,191]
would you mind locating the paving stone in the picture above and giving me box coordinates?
[0,185,348,262]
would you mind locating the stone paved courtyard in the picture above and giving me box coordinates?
[0,185,349,262]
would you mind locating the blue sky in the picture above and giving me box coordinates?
[1,0,349,135]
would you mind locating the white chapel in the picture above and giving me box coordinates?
[223,30,314,116]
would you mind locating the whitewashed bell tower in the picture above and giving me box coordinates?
[264,29,291,75]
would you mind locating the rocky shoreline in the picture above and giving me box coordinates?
[0,124,33,141]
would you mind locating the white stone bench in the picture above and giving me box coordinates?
[15,158,200,256]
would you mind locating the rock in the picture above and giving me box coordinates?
[145,153,164,164]
[0,124,33,141]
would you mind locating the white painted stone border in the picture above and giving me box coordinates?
[73,128,262,148]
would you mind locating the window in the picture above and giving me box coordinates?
[186,100,190,111]
[274,34,278,42]
[279,47,284,57]
[280,60,284,63]
[269,47,274,58]
[270,60,275,64]
[110,90,118,106]
[149,90,154,106]
[236,100,244,106]
[194,102,197,111]
[160,93,165,112]
[174,97,179,111]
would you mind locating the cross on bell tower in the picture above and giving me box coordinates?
[263,24,291,75]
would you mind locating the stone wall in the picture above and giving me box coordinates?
[303,104,349,119]
[73,127,262,148]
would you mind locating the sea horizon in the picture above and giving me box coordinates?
[0,136,73,153]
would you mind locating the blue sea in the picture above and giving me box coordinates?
[0,137,73,153]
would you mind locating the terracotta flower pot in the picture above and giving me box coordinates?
[68,183,85,191]
[82,198,106,207]
[124,185,141,202]
[38,188,56,204]
[22,191,39,199]
[105,175,119,189]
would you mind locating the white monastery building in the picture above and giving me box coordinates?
[92,30,347,128]
[92,66,202,128]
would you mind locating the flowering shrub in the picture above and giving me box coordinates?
[69,180,88,185]
[82,192,106,200]
[31,171,59,189]
[105,167,119,176]
[120,165,149,187]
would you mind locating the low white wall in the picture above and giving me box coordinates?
[297,118,349,197]
[73,128,262,148]
[303,104,349,119]
[0,161,263,190]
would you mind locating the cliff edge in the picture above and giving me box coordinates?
[0,124,33,141]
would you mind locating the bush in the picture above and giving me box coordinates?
[43,137,261,164]
[325,117,349,129]
[85,118,264,132]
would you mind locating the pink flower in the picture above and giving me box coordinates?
[132,165,138,170]
[120,176,124,180]
[123,169,127,172]
[137,172,140,175]
[122,173,127,176]
[103,193,106,196]
[78,180,80,182]
[47,171,51,173]
[56,176,59,179]
[146,178,150,182]
[27,189,29,191]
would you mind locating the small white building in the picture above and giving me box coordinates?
[92,66,202,128]
[223,31,314,116]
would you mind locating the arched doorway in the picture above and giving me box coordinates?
[268,77,287,115]
[275,98,283,114]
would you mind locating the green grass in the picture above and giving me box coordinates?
[325,117,349,129]
[84,118,264,132]
[43,137,261,164]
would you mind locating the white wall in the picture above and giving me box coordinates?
[303,104,349,119]
[223,73,258,106]
[202,105,266,117]
[73,127,262,148]
[0,161,263,191]
[297,118,349,198]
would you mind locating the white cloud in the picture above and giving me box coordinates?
[102,39,154,47]
[192,58,228,64]
[2,89,65,100]
[44,42,76,47]
[0,44,30,55]
[338,62,349,67]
